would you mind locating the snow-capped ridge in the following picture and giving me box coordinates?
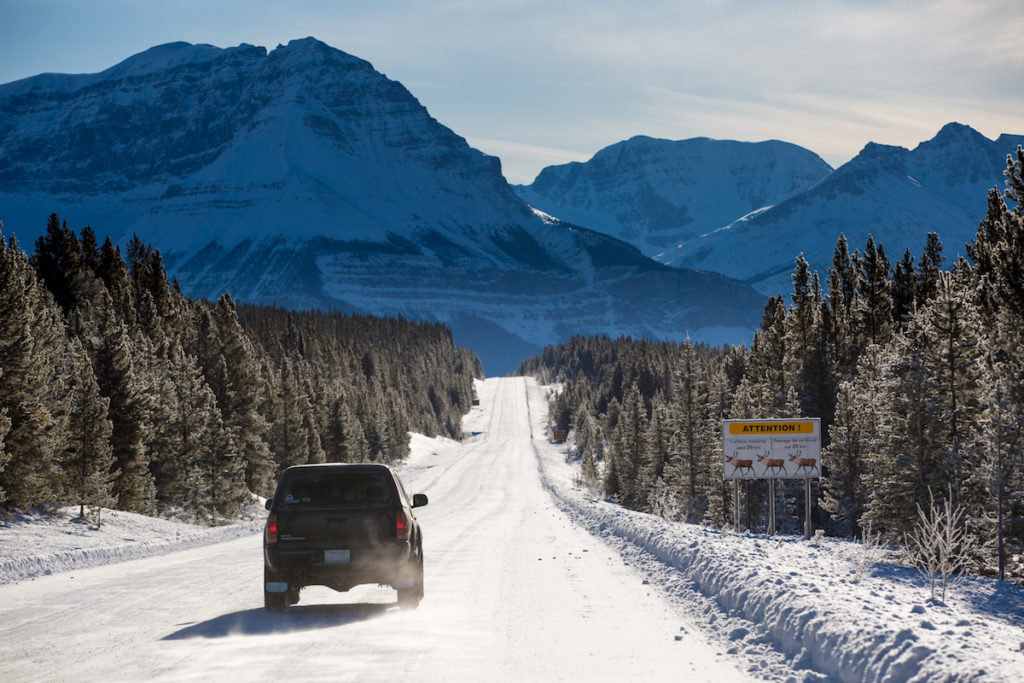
[516,135,832,258]
[667,123,1024,294]
[101,41,227,79]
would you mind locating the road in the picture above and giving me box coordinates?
[0,377,746,682]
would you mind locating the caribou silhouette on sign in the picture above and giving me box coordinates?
[725,457,755,476]
[757,451,786,477]
[788,447,818,475]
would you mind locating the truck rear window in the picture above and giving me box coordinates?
[279,473,394,508]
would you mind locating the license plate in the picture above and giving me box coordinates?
[324,549,350,564]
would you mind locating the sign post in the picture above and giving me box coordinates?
[722,418,821,537]
[804,479,813,539]
[732,480,741,531]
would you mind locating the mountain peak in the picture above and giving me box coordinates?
[933,121,986,141]
[268,37,372,72]
[515,135,832,257]
[102,41,226,79]
[915,122,992,156]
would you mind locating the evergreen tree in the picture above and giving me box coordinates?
[892,248,917,327]
[612,384,647,509]
[922,272,984,505]
[668,340,714,522]
[323,392,367,463]
[96,237,135,327]
[917,232,944,306]
[639,393,673,514]
[576,410,602,491]
[62,338,117,522]
[825,233,861,377]
[701,363,732,528]
[0,234,67,508]
[749,296,788,414]
[822,345,891,536]
[857,236,893,347]
[973,318,1024,581]
[31,214,83,315]
[0,392,10,495]
[786,257,831,430]
[91,294,155,513]
[208,294,275,494]
[79,226,101,275]
[969,189,1024,329]
[864,273,983,538]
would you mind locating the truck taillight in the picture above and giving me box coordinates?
[265,513,278,544]
[396,510,410,541]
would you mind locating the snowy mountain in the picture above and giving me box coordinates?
[0,39,766,374]
[662,123,1024,295]
[514,136,832,258]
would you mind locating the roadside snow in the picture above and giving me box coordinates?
[0,505,263,585]
[524,379,1024,682]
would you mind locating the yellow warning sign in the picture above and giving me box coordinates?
[727,421,816,435]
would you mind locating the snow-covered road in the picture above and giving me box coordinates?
[0,376,746,682]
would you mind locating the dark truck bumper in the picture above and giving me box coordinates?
[264,540,416,593]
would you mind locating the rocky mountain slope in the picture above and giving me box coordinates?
[514,136,832,258]
[661,123,1024,294]
[0,38,766,374]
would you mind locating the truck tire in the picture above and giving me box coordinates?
[264,567,288,613]
[397,548,424,609]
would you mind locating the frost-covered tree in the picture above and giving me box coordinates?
[611,384,646,509]
[857,236,893,348]
[822,345,892,537]
[825,233,861,377]
[0,234,67,508]
[786,257,831,433]
[917,232,944,307]
[95,237,135,328]
[639,393,674,514]
[62,338,116,522]
[576,410,602,492]
[863,273,983,538]
[973,319,1024,581]
[892,248,917,327]
[701,364,733,528]
[748,296,788,414]
[323,391,367,463]
[91,294,155,513]
[207,294,275,495]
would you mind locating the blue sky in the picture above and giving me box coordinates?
[2,0,1021,184]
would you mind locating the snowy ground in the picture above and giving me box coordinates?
[2,376,1023,681]
[0,505,264,586]
[532,386,1024,680]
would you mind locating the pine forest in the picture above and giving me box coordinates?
[520,147,1024,583]
[0,217,480,523]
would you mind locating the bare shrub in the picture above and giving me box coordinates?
[902,487,978,601]
[852,522,888,583]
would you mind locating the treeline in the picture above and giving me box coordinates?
[0,215,481,522]
[521,147,1024,582]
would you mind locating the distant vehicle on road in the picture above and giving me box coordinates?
[263,463,428,612]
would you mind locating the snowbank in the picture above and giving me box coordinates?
[0,506,263,585]
[525,379,1024,682]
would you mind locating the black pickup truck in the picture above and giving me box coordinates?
[263,463,428,612]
